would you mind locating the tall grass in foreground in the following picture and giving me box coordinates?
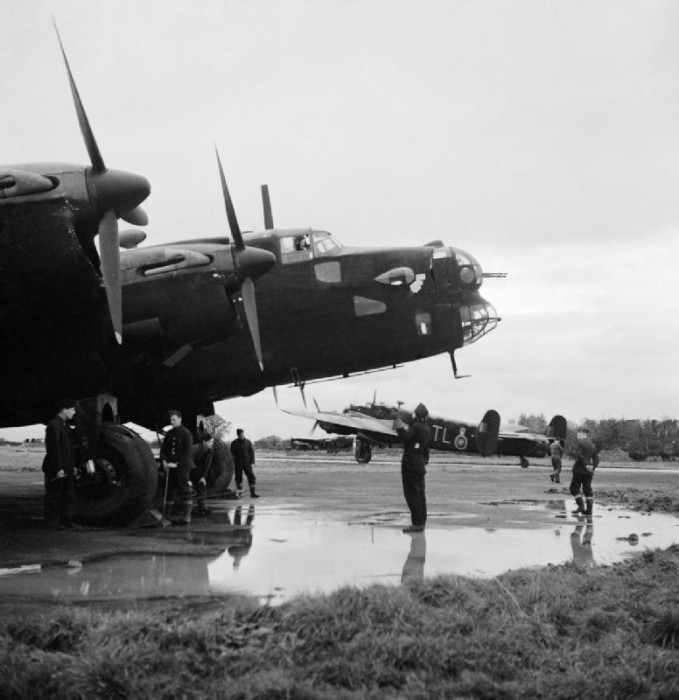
[1,546,678,699]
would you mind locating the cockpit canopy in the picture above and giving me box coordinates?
[279,231,343,264]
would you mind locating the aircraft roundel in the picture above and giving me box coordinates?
[454,427,468,450]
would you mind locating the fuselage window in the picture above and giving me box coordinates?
[315,261,342,283]
[354,296,387,317]
[415,312,432,336]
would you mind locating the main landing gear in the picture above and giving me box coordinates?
[354,437,372,464]
[73,394,158,526]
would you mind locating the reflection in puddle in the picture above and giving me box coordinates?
[0,504,676,604]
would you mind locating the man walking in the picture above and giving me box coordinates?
[393,403,431,533]
[570,426,599,519]
[230,428,259,498]
[42,399,79,530]
[549,438,564,483]
[160,410,195,524]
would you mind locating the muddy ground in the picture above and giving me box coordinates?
[1,444,677,575]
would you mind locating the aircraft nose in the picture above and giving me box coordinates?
[460,297,500,346]
[89,168,151,220]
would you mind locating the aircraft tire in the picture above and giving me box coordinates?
[354,440,372,464]
[74,423,158,526]
[208,450,235,497]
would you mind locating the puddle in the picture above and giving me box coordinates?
[0,504,676,605]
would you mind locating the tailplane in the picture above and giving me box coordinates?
[476,409,500,456]
[546,415,567,442]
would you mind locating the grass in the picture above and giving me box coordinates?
[1,546,679,699]
[598,487,679,513]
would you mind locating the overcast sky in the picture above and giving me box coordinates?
[2,0,679,441]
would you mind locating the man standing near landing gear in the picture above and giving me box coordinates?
[570,427,599,519]
[230,428,259,498]
[160,410,195,524]
[393,403,431,534]
[42,399,79,530]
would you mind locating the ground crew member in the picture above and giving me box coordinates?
[393,403,431,533]
[191,432,231,516]
[160,410,195,524]
[230,428,259,498]
[42,399,80,530]
[549,439,564,483]
[570,426,599,518]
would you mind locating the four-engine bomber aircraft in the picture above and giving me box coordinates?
[0,30,500,525]
[287,399,566,467]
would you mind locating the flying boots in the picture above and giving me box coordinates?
[585,497,594,518]
[250,486,260,499]
[571,496,586,515]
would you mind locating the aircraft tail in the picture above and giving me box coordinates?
[476,409,500,456]
[546,415,567,442]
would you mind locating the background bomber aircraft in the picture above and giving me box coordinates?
[0,28,500,525]
[287,397,566,467]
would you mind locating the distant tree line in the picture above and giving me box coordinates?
[513,414,679,461]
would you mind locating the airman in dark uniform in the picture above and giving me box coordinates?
[230,428,259,498]
[549,439,564,483]
[393,403,431,533]
[191,433,231,516]
[570,427,599,518]
[160,410,195,524]
[42,399,79,530]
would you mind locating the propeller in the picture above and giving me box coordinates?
[214,147,275,370]
[261,184,274,229]
[54,21,151,344]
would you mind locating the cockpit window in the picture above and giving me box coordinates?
[313,231,342,257]
[280,234,313,264]
[280,231,342,264]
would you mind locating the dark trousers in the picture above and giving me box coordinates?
[551,456,562,474]
[401,467,427,527]
[569,472,594,498]
[170,462,194,517]
[191,474,207,511]
[44,473,76,526]
[235,462,256,489]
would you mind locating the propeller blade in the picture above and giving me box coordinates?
[120,205,148,226]
[215,147,243,250]
[372,389,377,406]
[98,210,122,343]
[241,277,263,371]
[313,396,321,412]
[272,385,279,406]
[53,20,106,174]
[261,184,274,229]
[311,421,319,435]
[299,383,307,409]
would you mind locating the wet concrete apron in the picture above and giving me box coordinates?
[0,499,677,605]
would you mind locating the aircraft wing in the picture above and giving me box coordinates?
[283,409,398,438]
